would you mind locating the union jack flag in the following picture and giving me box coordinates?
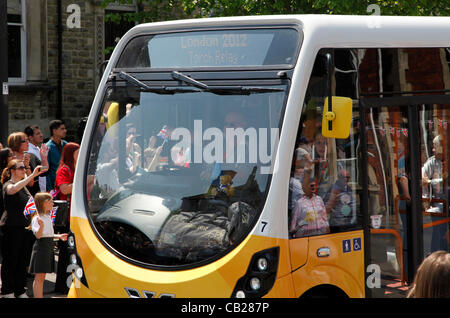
[157,126,169,142]
[24,196,37,216]
[50,207,58,225]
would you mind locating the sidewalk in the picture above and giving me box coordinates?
[0,256,68,298]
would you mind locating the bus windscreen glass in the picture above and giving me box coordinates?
[85,84,287,267]
[116,28,300,68]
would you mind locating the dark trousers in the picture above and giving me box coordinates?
[55,225,70,293]
[0,227,29,296]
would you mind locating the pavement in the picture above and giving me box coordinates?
[0,254,68,299]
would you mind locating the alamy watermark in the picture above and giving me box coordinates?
[367,4,381,29]
[366,264,381,289]
[67,4,81,29]
[170,121,280,174]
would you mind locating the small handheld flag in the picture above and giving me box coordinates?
[50,207,58,225]
[157,125,169,143]
[50,189,60,199]
[24,196,37,216]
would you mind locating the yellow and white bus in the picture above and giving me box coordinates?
[67,15,450,298]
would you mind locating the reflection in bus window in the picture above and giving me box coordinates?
[85,84,286,266]
[420,105,449,255]
[326,168,357,231]
[288,49,362,238]
[422,135,444,211]
[288,117,361,237]
[290,164,329,238]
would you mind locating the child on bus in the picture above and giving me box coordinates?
[28,192,68,298]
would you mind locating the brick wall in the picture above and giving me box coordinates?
[8,0,104,142]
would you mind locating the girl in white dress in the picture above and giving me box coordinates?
[28,192,68,298]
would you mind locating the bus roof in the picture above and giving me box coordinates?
[124,15,450,49]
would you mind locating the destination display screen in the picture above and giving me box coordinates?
[116,28,300,69]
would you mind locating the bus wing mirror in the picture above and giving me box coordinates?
[322,96,353,139]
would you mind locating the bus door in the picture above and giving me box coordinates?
[360,95,450,297]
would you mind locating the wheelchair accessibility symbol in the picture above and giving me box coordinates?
[353,238,362,251]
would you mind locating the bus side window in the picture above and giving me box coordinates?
[288,124,360,239]
[288,49,362,239]
[288,133,330,238]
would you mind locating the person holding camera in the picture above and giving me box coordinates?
[7,131,50,281]
[0,159,47,298]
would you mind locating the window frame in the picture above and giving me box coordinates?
[7,0,26,83]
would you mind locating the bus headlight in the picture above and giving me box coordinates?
[257,257,268,271]
[68,235,75,248]
[250,277,261,291]
[232,247,279,298]
[70,253,77,265]
[235,290,246,298]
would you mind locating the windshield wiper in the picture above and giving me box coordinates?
[119,70,284,95]
[119,71,152,90]
[172,71,284,94]
[118,71,201,94]
[172,71,209,89]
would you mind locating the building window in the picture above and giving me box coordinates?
[7,0,26,82]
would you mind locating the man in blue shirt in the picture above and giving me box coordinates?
[46,120,67,191]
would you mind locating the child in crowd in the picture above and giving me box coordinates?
[28,192,68,298]
[407,250,450,298]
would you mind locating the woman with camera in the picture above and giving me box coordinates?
[0,159,47,298]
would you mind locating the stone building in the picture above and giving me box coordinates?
[6,0,142,142]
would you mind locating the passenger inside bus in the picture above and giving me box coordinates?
[288,146,311,211]
[201,110,253,188]
[289,162,330,238]
[421,134,449,252]
[422,134,445,213]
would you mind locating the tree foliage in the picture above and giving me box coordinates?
[181,0,449,18]
[101,0,449,25]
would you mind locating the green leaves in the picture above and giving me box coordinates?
[101,0,449,24]
[181,0,449,17]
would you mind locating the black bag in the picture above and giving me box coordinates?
[155,201,257,263]
[53,200,69,229]
[156,210,231,262]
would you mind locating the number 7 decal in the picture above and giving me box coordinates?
[260,221,268,233]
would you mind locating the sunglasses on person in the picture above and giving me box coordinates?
[13,165,26,171]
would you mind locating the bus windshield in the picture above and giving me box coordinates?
[85,82,287,267]
[116,28,300,69]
